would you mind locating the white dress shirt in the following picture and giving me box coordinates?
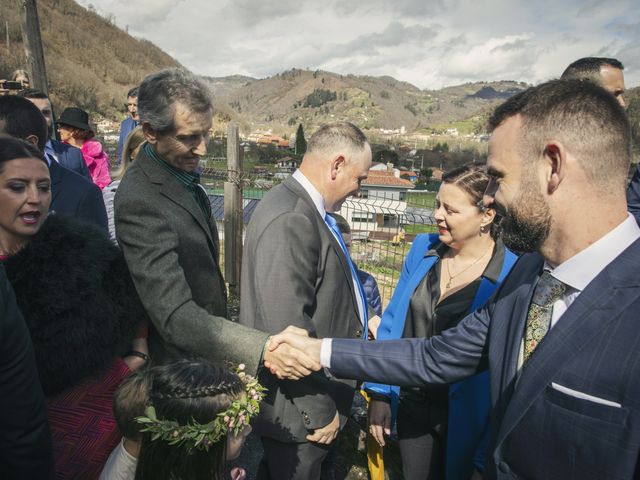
[321,213,640,368]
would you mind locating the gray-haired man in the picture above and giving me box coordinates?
[114,68,318,375]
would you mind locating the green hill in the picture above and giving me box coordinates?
[0,0,181,120]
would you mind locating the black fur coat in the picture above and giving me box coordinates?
[3,214,147,395]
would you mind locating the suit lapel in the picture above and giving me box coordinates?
[496,242,640,445]
[283,177,360,315]
[139,152,217,257]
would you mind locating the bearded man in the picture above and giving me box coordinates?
[266,80,640,480]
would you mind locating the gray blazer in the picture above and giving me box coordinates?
[329,246,640,480]
[240,176,364,442]
[114,148,268,373]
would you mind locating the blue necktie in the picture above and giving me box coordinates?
[325,214,369,337]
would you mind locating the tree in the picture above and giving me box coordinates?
[295,123,307,155]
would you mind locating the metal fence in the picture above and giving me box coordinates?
[202,161,438,310]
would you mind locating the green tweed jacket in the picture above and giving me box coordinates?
[114,147,268,373]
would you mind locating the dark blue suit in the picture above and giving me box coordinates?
[116,117,137,163]
[49,160,108,233]
[330,245,640,480]
[627,163,640,223]
[48,140,91,180]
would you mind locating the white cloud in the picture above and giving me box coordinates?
[78,0,640,89]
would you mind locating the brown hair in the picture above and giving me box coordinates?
[488,79,630,194]
[113,369,151,441]
[112,126,145,179]
[442,164,498,238]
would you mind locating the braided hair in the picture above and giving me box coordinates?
[134,358,245,480]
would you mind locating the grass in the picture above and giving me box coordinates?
[404,224,438,234]
[407,191,437,208]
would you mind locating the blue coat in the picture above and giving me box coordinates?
[49,140,91,180]
[49,160,108,233]
[116,117,137,163]
[365,233,517,479]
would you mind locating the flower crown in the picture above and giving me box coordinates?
[135,364,266,452]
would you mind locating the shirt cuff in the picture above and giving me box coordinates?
[320,338,333,368]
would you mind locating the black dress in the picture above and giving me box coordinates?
[396,241,504,480]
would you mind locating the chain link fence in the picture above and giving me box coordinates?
[201,161,439,310]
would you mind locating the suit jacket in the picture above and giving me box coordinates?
[49,159,108,232]
[239,175,363,442]
[0,266,53,479]
[116,117,137,163]
[329,244,640,480]
[627,163,640,223]
[49,139,91,180]
[114,148,269,373]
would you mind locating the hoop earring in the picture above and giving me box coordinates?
[480,224,489,234]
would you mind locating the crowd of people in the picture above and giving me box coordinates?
[0,55,638,480]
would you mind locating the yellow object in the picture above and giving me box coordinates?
[391,232,405,246]
[361,390,385,480]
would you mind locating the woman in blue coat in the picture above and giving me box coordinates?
[365,164,517,480]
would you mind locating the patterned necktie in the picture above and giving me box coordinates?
[324,214,368,333]
[523,271,566,363]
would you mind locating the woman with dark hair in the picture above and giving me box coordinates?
[365,164,518,480]
[134,359,264,480]
[57,106,112,189]
[0,136,147,478]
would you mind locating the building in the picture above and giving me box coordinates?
[338,168,415,233]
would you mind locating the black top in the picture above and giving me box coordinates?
[404,239,504,339]
[399,239,505,404]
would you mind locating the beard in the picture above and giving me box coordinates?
[497,183,551,254]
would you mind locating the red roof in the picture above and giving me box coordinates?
[363,171,415,188]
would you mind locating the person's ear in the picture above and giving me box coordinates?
[142,122,158,145]
[330,154,346,180]
[543,142,566,194]
[482,206,496,227]
[24,134,40,148]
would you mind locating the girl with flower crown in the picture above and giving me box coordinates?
[133,358,265,480]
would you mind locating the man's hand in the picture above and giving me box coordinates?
[368,399,391,446]
[263,326,321,379]
[306,411,340,444]
[265,328,323,379]
[368,314,381,339]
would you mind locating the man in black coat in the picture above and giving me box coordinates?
[0,95,107,232]
[0,266,53,479]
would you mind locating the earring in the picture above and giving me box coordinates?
[480,224,489,234]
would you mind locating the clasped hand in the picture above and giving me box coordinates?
[263,326,323,379]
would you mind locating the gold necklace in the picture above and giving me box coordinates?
[444,246,492,289]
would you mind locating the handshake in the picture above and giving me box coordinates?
[262,326,324,380]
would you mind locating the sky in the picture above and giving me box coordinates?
[79,0,640,89]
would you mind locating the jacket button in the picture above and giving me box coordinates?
[498,461,510,474]
[355,329,363,337]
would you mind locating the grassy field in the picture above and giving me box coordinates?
[407,191,437,208]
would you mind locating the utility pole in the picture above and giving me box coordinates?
[19,0,48,94]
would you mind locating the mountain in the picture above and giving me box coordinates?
[210,69,528,136]
[0,0,181,119]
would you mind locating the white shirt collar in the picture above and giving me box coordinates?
[292,169,326,219]
[547,213,640,292]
